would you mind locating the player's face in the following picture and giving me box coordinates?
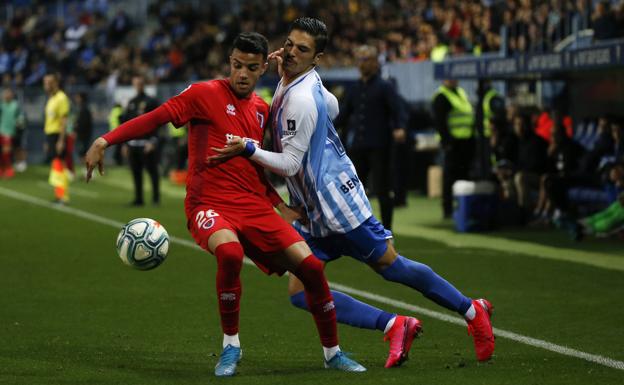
[229,49,267,98]
[356,52,378,78]
[2,89,13,102]
[43,75,57,94]
[282,29,323,79]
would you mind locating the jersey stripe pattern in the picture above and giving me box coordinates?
[271,70,372,237]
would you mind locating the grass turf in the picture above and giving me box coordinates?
[0,166,623,384]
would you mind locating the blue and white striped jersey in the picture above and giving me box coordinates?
[270,68,373,237]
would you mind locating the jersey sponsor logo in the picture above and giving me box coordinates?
[256,112,265,128]
[219,292,236,301]
[195,209,220,230]
[226,104,236,116]
[284,119,297,136]
[339,175,361,194]
[322,300,335,312]
[225,133,260,147]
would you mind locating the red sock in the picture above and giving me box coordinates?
[294,255,338,347]
[215,242,244,336]
[1,151,10,170]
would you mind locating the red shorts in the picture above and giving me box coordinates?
[0,135,12,147]
[187,204,304,275]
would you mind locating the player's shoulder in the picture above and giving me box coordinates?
[250,93,269,112]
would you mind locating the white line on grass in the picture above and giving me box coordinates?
[36,181,100,198]
[1,185,623,372]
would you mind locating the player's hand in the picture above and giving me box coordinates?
[85,137,108,182]
[393,128,406,143]
[278,204,309,226]
[268,48,284,77]
[144,141,155,154]
[207,136,245,164]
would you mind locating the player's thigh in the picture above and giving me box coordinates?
[188,207,239,254]
[341,216,393,266]
[239,209,307,268]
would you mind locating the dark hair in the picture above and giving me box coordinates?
[288,17,328,53]
[232,32,269,59]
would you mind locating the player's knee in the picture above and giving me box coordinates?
[369,242,398,273]
[215,242,244,272]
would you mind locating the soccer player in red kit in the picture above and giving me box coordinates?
[84,32,366,376]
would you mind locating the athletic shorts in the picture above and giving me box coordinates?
[298,216,393,263]
[187,204,304,275]
[0,135,12,146]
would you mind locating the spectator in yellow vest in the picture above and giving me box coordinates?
[432,79,475,218]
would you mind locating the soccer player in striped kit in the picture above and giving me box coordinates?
[212,18,495,366]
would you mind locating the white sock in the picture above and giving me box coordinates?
[223,333,240,348]
[323,345,340,361]
[464,304,476,321]
[383,316,397,334]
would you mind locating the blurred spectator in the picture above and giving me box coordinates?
[592,0,619,40]
[121,74,160,207]
[432,79,475,219]
[532,114,585,224]
[509,113,548,215]
[3,0,619,86]
[0,87,24,178]
[333,44,407,230]
[569,162,624,240]
[73,92,93,165]
[108,102,124,165]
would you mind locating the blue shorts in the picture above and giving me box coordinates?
[298,216,393,263]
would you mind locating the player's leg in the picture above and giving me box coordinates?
[276,241,365,372]
[127,146,144,205]
[0,135,13,177]
[363,220,494,361]
[243,211,364,372]
[188,208,244,376]
[145,148,160,204]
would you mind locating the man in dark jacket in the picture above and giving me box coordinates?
[333,45,407,230]
[121,74,161,206]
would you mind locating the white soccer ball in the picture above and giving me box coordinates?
[116,218,169,270]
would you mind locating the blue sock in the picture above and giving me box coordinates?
[290,290,395,331]
[380,255,472,315]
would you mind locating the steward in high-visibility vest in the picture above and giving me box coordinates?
[431,79,476,219]
[432,84,474,141]
[482,88,505,138]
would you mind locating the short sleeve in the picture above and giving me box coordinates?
[280,93,317,153]
[162,83,206,128]
[58,94,70,117]
[322,86,339,120]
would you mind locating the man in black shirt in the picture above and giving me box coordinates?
[333,45,407,230]
[121,74,161,206]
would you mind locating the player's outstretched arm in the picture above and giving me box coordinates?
[209,136,304,177]
[85,105,172,182]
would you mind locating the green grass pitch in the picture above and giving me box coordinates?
[1,166,623,385]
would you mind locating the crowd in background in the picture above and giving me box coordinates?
[1,0,624,88]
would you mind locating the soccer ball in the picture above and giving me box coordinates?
[116,218,169,270]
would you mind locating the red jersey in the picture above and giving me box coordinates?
[162,79,280,215]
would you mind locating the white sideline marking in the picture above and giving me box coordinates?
[36,181,100,198]
[1,185,623,372]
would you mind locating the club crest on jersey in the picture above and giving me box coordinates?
[226,104,236,116]
[284,119,297,136]
[256,112,265,128]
